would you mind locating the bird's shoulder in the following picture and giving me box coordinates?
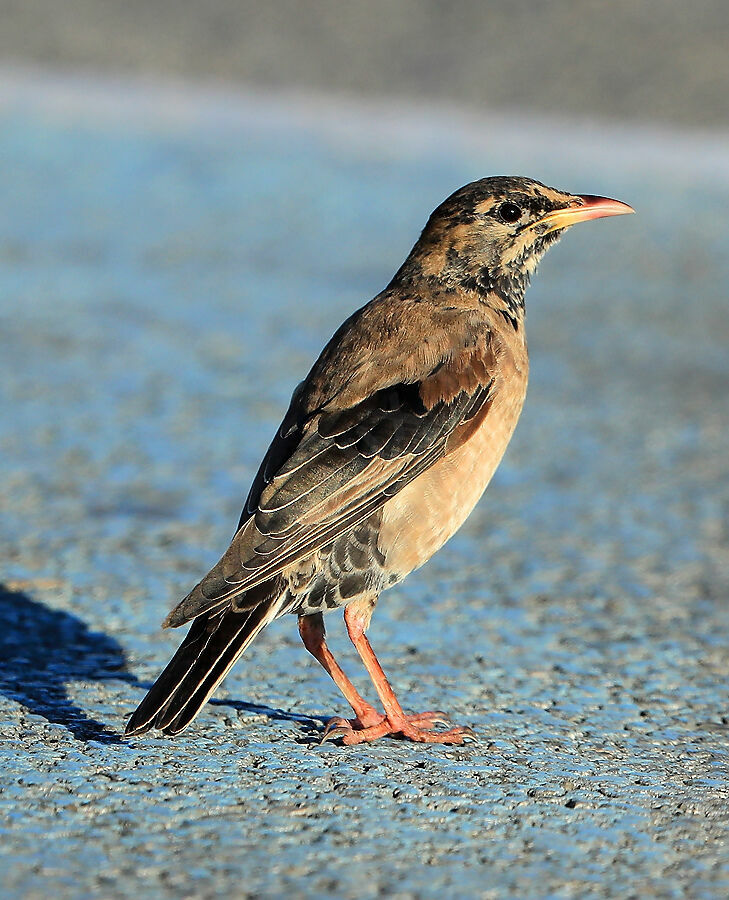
[299,283,513,415]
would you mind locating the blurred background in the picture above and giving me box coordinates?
[2,3,729,900]
[2,0,729,127]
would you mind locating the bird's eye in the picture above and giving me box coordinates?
[497,201,523,224]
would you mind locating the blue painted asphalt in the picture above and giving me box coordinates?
[1,74,728,898]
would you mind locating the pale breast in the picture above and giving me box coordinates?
[377,338,528,579]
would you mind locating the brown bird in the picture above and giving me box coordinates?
[126,176,633,745]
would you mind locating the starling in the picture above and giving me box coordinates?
[126,176,633,745]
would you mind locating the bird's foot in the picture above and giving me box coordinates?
[321,711,474,745]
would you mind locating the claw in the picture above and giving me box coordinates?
[320,716,354,744]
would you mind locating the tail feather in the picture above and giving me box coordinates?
[125,614,215,736]
[126,582,284,737]
[157,601,273,735]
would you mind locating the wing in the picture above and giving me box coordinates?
[164,315,498,628]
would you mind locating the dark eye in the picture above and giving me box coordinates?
[497,201,522,224]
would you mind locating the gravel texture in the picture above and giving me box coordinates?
[1,73,729,898]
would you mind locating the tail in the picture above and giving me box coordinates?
[125,583,283,737]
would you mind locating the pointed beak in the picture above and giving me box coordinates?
[537,195,635,234]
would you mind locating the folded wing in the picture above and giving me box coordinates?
[165,362,495,628]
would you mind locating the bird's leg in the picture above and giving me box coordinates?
[298,605,460,743]
[335,598,475,745]
[298,613,383,729]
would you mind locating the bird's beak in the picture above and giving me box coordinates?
[537,195,635,234]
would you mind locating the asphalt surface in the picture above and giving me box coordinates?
[1,73,729,898]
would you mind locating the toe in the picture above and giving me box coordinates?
[406,710,453,729]
[397,722,477,745]
[340,720,392,745]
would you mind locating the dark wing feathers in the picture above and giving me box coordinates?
[238,380,307,527]
[163,375,493,629]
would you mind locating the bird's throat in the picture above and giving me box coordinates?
[487,268,529,331]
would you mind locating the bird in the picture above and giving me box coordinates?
[125,176,633,745]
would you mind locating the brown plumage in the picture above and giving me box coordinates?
[126,176,633,744]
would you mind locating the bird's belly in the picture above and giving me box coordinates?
[378,383,526,579]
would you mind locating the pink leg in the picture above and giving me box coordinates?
[335,598,475,746]
[298,613,382,728]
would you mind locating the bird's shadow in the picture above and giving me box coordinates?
[0,583,326,745]
[0,583,134,744]
[208,696,328,744]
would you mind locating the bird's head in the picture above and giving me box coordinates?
[396,176,633,317]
